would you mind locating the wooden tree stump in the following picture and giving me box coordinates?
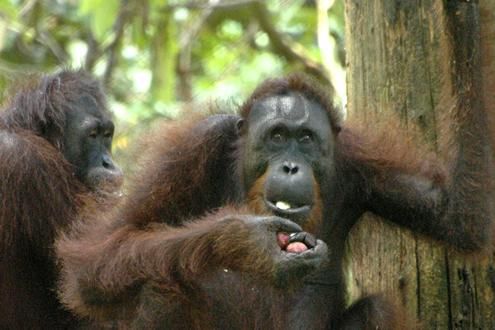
[345,1,495,328]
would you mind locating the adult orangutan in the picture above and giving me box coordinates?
[58,3,493,328]
[0,69,122,329]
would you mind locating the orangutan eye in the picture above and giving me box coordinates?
[270,128,287,144]
[103,130,113,139]
[88,129,98,138]
[299,131,314,144]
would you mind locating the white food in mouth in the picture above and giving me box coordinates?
[275,201,291,210]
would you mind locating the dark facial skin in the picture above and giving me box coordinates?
[241,92,335,226]
[62,94,123,192]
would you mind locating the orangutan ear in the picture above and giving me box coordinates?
[236,118,246,135]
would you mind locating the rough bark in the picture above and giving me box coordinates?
[345,1,495,328]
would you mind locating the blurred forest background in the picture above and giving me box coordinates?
[0,0,346,165]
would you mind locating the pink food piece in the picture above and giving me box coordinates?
[277,232,290,249]
[286,242,308,253]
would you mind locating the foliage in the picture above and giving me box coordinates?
[0,0,345,162]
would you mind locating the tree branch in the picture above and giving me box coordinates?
[251,1,331,85]
[84,31,101,71]
[163,0,254,11]
[176,0,221,101]
[37,30,69,64]
[103,0,133,87]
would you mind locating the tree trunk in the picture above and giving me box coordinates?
[344,1,495,328]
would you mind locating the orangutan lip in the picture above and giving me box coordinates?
[265,199,312,216]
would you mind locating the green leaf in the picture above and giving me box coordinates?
[0,0,17,20]
[78,0,119,41]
